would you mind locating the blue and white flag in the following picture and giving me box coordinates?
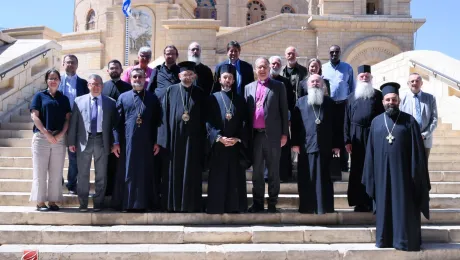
[122,0,132,17]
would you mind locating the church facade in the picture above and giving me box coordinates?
[66,0,424,71]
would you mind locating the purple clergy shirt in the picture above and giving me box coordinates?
[253,79,269,129]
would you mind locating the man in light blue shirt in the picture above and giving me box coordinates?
[322,45,354,176]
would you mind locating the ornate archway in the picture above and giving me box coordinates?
[342,36,403,70]
[247,0,266,25]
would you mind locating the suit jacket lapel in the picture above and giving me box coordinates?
[420,92,426,115]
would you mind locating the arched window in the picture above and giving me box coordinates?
[281,5,295,13]
[247,0,266,25]
[366,0,381,14]
[195,0,217,19]
[86,9,96,30]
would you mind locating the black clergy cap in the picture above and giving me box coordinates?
[178,61,196,73]
[220,64,237,75]
[358,65,371,74]
[380,82,400,96]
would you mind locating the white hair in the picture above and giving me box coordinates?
[269,56,282,64]
[138,46,152,55]
[188,42,201,51]
[254,57,269,68]
[307,87,324,106]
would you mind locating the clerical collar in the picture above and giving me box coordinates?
[112,78,121,83]
[258,78,269,85]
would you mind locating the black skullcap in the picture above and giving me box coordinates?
[358,65,371,74]
[220,64,236,76]
[178,61,196,73]
[380,82,400,97]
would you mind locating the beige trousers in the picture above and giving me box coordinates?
[29,133,65,202]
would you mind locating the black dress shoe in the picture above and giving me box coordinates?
[267,205,279,213]
[48,204,60,211]
[354,205,372,212]
[248,204,264,213]
[36,205,49,212]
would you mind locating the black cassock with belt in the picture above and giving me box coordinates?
[291,96,341,214]
[205,90,249,214]
[344,89,384,207]
[157,83,206,212]
[362,111,430,251]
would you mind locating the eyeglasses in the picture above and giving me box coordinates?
[139,55,151,59]
[88,83,102,87]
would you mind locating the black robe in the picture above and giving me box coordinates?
[291,96,341,214]
[158,83,206,212]
[102,80,132,197]
[195,63,214,96]
[362,112,430,251]
[147,63,180,100]
[112,90,162,211]
[206,91,249,214]
[344,90,384,207]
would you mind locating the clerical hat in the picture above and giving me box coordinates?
[380,82,400,96]
[358,65,371,74]
[220,64,237,76]
[178,61,196,73]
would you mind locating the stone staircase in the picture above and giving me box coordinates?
[1,108,460,259]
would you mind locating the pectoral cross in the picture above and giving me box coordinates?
[386,134,394,144]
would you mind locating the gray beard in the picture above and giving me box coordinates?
[307,87,324,106]
[270,68,281,77]
[132,82,143,90]
[188,55,201,65]
[354,81,375,100]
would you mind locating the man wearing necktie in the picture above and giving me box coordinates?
[68,74,118,212]
[213,41,254,96]
[399,73,438,162]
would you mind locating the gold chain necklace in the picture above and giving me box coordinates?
[132,90,145,127]
[220,91,234,120]
[179,85,193,123]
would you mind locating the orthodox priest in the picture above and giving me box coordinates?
[206,64,249,214]
[158,61,206,212]
[344,65,384,212]
[112,68,162,212]
[362,82,430,251]
[291,74,341,214]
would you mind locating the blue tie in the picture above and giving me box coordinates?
[91,97,98,136]
[414,94,422,128]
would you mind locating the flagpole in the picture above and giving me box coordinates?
[124,16,129,66]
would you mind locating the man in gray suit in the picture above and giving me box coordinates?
[68,74,118,212]
[399,72,438,161]
[245,57,289,213]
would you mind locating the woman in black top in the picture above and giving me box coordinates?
[30,69,71,211]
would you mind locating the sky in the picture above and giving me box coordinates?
[0,0,458,60]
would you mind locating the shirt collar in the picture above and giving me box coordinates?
[65,74,78,81]
[413,90,422,98]
[229,59,240,66]
[258,78,269,86]
[90,94,101,100]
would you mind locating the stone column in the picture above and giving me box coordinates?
[162,19,221,66]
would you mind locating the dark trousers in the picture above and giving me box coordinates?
[252,131,281,207]
[66,149,78,190]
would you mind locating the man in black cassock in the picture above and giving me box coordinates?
[344,65,384,212]
[206,64,249,214]
[111,68,162,212]
[158,61,206,212]
[362,82,430,251]
[269,56,294,182]
[188,42,214,96]
[291,74,341,214]
[102,59,132,197]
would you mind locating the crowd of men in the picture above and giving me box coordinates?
[47,41,437,251]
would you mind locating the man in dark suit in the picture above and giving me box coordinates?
[244,57,289,213]
[68,74,118,211]
[102,59,131,196]
[213,41,254,95]
[59,54,89,194]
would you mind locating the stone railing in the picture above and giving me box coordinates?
[0,39,62,122]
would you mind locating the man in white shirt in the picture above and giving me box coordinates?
[399,73,438,161]
[59,55,89,194]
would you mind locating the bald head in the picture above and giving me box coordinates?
[307,74,324,89]
[285,46,298,67]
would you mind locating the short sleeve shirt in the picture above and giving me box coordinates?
[30,90,71,133]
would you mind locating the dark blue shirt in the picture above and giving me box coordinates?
[30,90,71,133]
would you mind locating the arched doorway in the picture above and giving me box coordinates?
[247,0,266,25]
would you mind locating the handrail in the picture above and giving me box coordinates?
[410,59,460,90]
[0,48,51,81]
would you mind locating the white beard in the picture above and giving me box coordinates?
[188,55,201,65]
[307,87,324,106]
[132,82,144,91]
[270,67,281,77]
[222,86,231,92]
[354,81,374,100]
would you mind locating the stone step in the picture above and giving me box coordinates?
[19,108,30,116]
[2,243,460,260]
[0,225,459,245]
[433,130,460,138]
[0,138,31,147]
[437,123,453,131]
[430,153,460,161]
[0,157,94,168]
[429,161,460,171]
[0,206,458,226]
[0,167,95,179]
[0,122,33,130]
[433,138,460,146]
[342,171,460,182]
[1,179,460,195]
[0,130,32,138]
[10,115,32,123]
[0,192,458,209]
